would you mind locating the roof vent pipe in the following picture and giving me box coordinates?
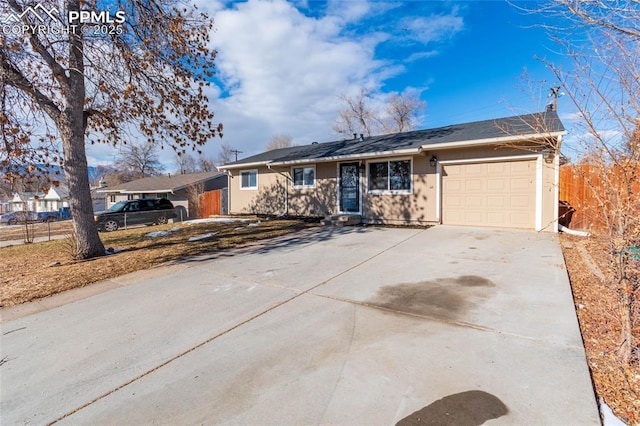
[353,133,357,140]
[360,134,364,141]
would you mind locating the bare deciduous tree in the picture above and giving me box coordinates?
[265,134,293,151]
[175,150,217,174]
[533,0,640,372]
[333,89,380,137]
[383,92,425,133]
[197,154,217,172]
[217,143,236,165]
[1,0,222,258]
[174,152,198,174]
[115,141,164,181]
[333,89,425,137]
[185,182,204,219]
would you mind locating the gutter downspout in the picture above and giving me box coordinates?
[559,224,590,237]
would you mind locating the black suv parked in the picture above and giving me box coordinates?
[94,198,177,232]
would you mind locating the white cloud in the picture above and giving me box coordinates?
[560,111,584,122]
[87,0,466,168]
[205,0,402,157]
[401,8,464,45]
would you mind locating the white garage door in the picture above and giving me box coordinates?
[442,160,536,229]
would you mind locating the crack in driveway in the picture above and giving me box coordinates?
[49,228,427,424]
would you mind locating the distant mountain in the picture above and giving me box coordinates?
[1,164,110,184]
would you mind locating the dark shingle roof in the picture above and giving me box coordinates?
[222,111,565,168]
[100,171,225,193]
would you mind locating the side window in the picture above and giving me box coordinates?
[240,170,258,190]
[142,200,156,210]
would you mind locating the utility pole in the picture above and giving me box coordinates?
[230,149,243,162]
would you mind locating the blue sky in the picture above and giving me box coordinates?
[87,0,576,168]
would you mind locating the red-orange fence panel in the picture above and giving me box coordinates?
[559,164,640,233]
[199,190,221,218]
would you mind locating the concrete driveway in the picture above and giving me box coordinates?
[0,225,599,425]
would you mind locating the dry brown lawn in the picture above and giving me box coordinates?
[560,234,640,425]
[0,218,318,307]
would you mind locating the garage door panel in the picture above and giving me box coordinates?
[465,179,483,191]
[465,164,484,175]
[487,212,507,224]
[442,160,536,229]
[510,212,531,227]
[444,179,463,192]
[444,195,464,208]
[487,196,507,208]
[510,161,533,174]
[510,177,532,190]
[487,163,506,174]
[464,211,484,224]
[510,195,532,209]
[465,196,485,209]
[487,179,506,191]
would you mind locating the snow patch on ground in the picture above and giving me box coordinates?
[183,218,250,225]
[600,398,627,426]
[188,232,218,242]
[146,227,181,238]
[247,221,261,227]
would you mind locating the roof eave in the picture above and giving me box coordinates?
[97,189,175,194]
[421,131,566,151]
[218,161,271,171]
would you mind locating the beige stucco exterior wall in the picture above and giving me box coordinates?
[227,142,559,231]
[286,162,337,216]
[362,155,436,225]
[228,166,287,215]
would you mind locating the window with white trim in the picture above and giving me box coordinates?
[240,170,258,190]
[292,166,315,188]
[368,159,411,193]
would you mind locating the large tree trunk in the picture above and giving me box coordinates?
[59,122,105,259]
[59,0,105,259]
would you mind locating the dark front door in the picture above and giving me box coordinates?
[339,163,360,213]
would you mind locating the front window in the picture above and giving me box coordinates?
[292,166,315,188]
[368,159,411,193]
[240,170,258,190]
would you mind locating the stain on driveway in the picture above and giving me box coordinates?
[369,275,495,320]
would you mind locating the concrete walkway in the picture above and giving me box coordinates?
[0,225,599,425]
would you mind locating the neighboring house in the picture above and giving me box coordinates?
[7,186,70,213]
[219,111,566,232]
[9,192,41,212]
[38,185,69,212]
[98,171,228,220]
[91,179,107,213]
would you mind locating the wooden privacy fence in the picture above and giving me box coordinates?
[199,189,222,218]
[559,164,640,233]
